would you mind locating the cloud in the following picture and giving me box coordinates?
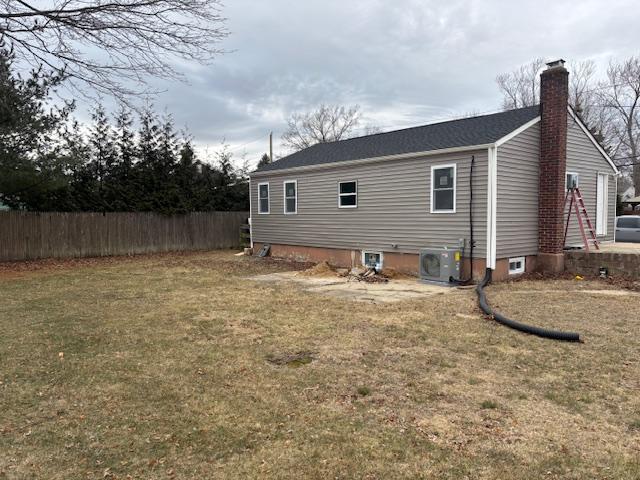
[71,0,640,168]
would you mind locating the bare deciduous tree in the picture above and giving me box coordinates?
[281,104,361,152]
[496,58,598,114]
[496,58,545,109]
[597,57,640,191]
[496,56,640,192]
[0,0,228,101]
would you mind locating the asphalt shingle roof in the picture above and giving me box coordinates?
[254,105,540,173]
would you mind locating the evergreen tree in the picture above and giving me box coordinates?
[257,153,271,168]
[0,43,74,209]
[0,47,250,214]
[83,105,118,211]
[175,132,200,212]
[136,106,161,211]
[111,105,138,210]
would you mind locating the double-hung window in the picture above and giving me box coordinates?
[284,180,297,214]
[431,164,456,213]
[258,182,270,214]
[338,181,357,208]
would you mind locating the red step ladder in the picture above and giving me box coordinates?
[563,187,600,252]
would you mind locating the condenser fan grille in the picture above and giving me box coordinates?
[421,253,441,277]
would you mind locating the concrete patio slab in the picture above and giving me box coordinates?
[250,271,458,303]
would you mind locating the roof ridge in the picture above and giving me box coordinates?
[254,104,541,173]
[316,105,540,146]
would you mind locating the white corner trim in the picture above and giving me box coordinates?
[495,116,541,147]
[567,106,619,175]
[283,179,298,214]
[486,146,498,270]
[248,178,253,249]
[430,163,457,214]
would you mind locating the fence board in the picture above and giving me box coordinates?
[0,211,249,262]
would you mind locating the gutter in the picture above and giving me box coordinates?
[249,144,494,178]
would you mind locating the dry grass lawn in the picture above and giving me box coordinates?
[1,251,639,479]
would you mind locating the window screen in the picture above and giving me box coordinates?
[339,181,357,208]
[258,183,269,214]
[284,181,297,214]
[432,165,455,212]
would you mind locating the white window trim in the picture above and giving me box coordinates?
[283,180,298,215]
[338,180,358,209]
[257,182,270,214]
[508,256,526,275]
[566,171,579,190]
[430,163,457,214]
[361,251,383,269]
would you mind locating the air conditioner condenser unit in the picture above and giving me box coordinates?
[419,247,462,283]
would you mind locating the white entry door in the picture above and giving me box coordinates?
[596,173,609,236]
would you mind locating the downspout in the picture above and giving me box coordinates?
[468,155,475,279]
[486,146,497,270]
[476,145,581,342]
[248,177,254,249]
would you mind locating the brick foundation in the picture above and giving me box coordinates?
[254,243,537,282]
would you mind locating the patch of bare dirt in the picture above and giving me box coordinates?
[298,260,337,277]
[266,351,315,367]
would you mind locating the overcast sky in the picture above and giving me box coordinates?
[79,0,640,169]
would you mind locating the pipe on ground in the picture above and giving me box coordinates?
[476,268,581,342]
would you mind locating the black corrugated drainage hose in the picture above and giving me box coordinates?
[476,268,581,342]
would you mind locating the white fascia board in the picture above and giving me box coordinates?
[567,106,619,175]
[249,143,493,178]
[495,116,541,147]
[485,146,498,270]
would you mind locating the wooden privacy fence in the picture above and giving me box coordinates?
[0,211,249,262]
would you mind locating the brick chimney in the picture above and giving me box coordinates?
[538,59,569,273]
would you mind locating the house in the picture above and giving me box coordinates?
[620,185,635,202]
[248,60,619,281]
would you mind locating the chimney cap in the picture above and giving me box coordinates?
[546,59,566,69]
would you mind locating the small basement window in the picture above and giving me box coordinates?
[258,182,269,214]
[362,251,383,271]
[431,164,456,213]
[566,172,579,190]
[283,180,297,214]
[338,181,357,208]
[508,256,525,275]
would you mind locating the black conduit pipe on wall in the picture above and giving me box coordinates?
[476,268,581,342]
[450,155,474,285]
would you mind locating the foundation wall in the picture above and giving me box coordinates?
[254,243,538,282]
[565,251,640,279]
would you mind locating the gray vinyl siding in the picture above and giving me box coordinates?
[495,116,617,258]
[250,150,488,257]
[566,116,617,246]
[496,123,540,258]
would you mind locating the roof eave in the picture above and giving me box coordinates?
[249,143,496,177]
